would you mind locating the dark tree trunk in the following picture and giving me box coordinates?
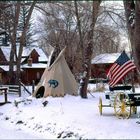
[124,1,140,83]
[79,30,93,98]
[79,1,101,98]
[134,1,140,71]
[16,1,36,90]
[123,1,135,61]
[9,2,21,84]
[9,47,15,84]
[123,1,135,48]
[74,0,84,74]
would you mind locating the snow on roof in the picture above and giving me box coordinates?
[20,47,48,62]
[1,44,21,62]
[0,46,48,62]
[34,47,48,62]
[0,46,11,62]
[0,65,19,71]
[21,63,47,69]
[91,53,121,64]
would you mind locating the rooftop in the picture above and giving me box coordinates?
[91,53,121,64]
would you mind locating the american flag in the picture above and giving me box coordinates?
[107,51,136,87]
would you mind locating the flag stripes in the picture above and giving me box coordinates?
[107,51,136,87]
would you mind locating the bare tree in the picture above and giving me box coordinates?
[134,1,140,72]
[0,1,36,87]
[1,2,21,84]
[35,1,128,98]
[93,25,120,55]
[16,1,36,88]
[76,1,101,98]
[123,1,140,75]
[123,1,135,53]
[36,2,79,74]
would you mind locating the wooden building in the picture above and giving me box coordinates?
[91,52,138,83]
[91,53,120,79]
[0,46,48,85]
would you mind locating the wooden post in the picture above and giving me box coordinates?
[0,73,2,84]
[131,70,135,93]
[32,80,35,93]
[4,90,7,103]
[19,79,21,97]
[0,87,8,103]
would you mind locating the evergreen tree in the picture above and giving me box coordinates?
[18,2,34,47]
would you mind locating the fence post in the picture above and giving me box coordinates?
[32,80,35,94]
[4,88,8,103]
[19,79,21,97]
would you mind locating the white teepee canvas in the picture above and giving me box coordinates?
[33,47,78,98]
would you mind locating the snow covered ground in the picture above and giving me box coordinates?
[0,84,140,139]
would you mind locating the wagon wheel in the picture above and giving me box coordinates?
[98,97,103,115]
[114,92,131,119]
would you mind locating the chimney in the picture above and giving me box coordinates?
[28,57,32,66]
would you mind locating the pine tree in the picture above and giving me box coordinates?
[18,2,34,47]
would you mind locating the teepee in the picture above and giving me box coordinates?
[33,47,78,98]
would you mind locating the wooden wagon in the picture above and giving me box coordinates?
[98,85,140,119]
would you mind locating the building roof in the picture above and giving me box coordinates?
[0,63,47,72]
[0,45,48,62]
[0,46,11,62]
[91,53,121,64]
[21,63,47,69]
[22,47,48,62]
[0,65,22,71]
